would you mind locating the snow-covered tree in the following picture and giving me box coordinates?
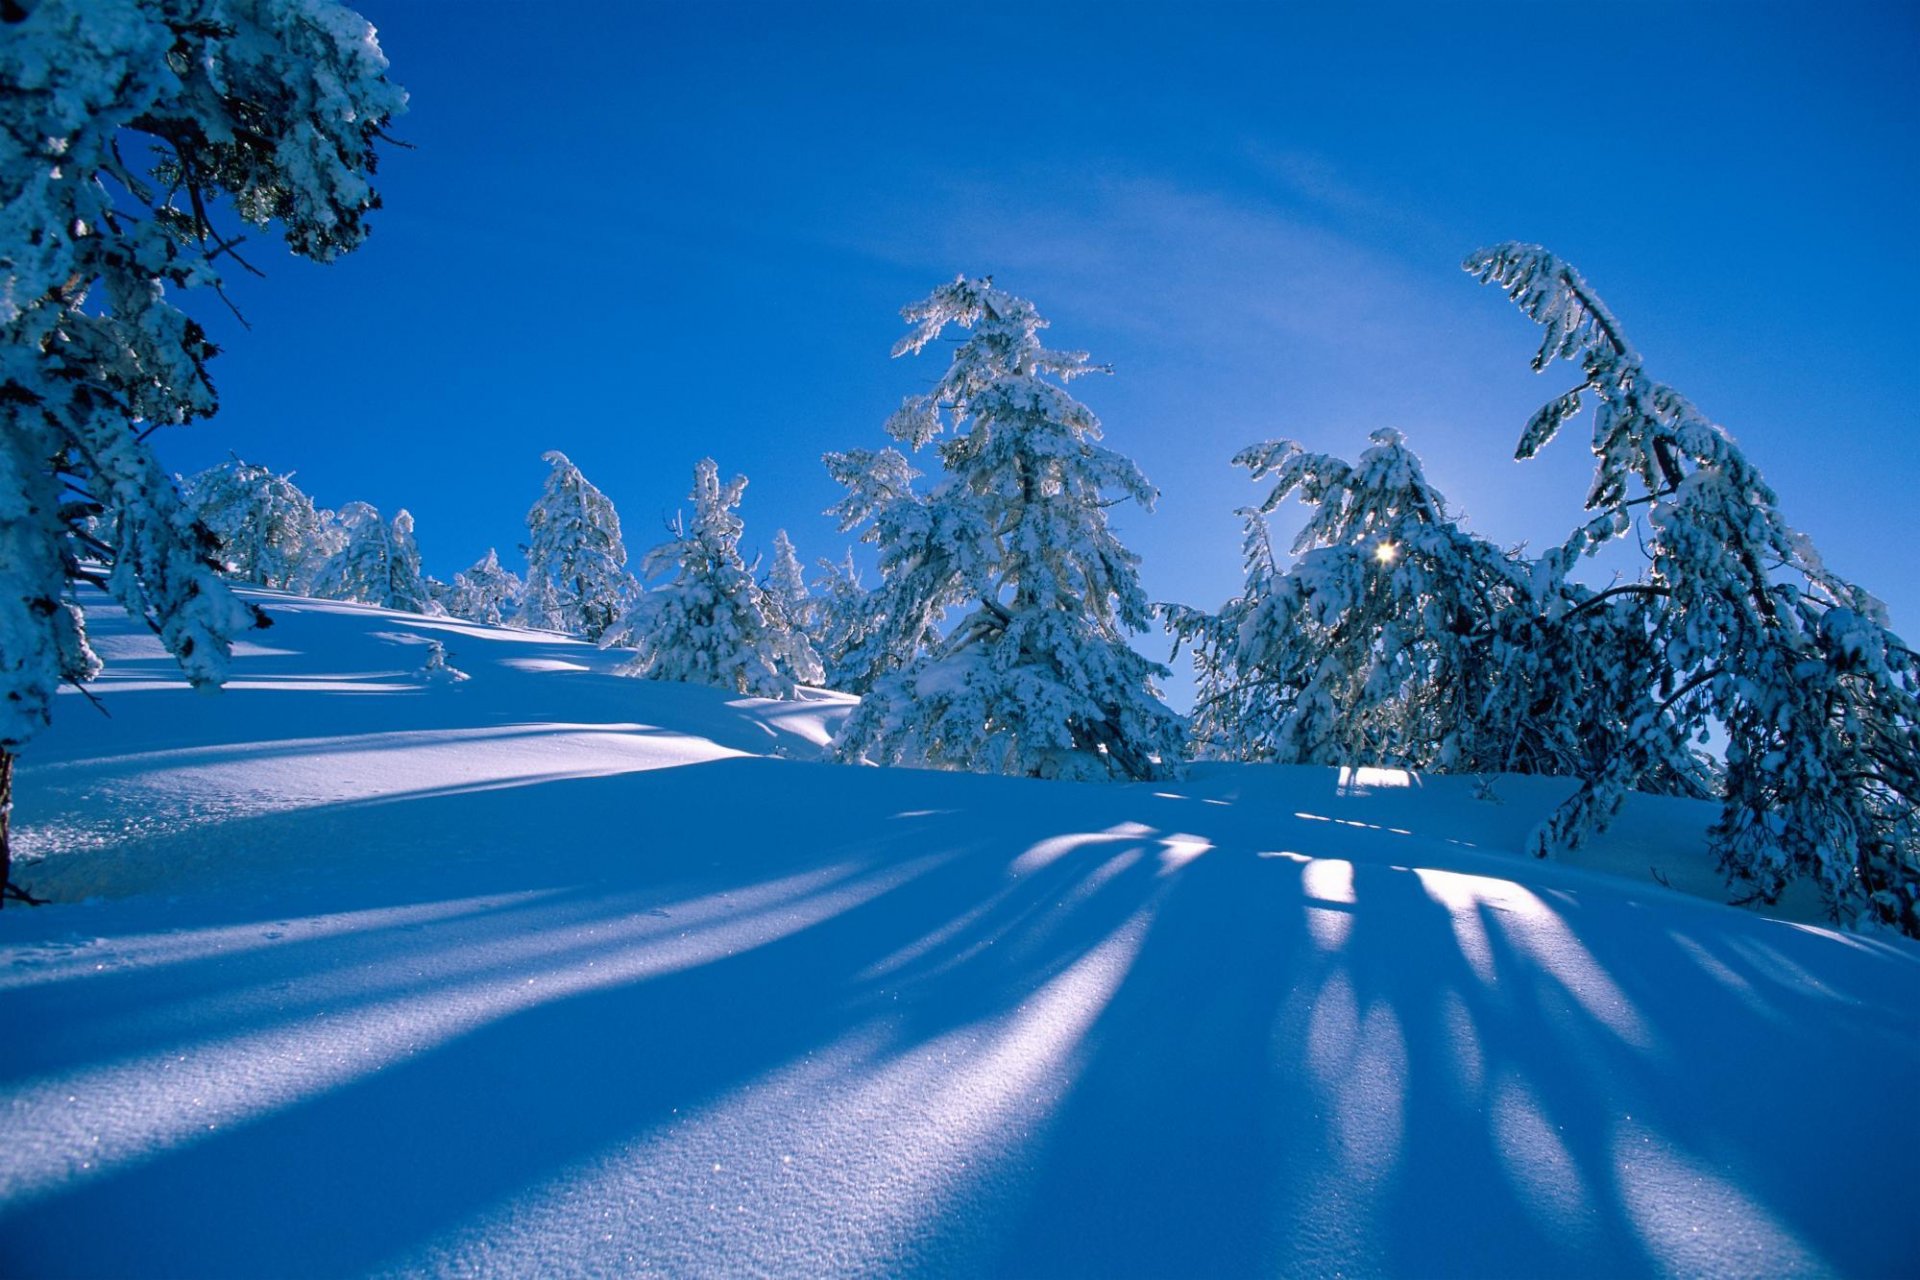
[810,549,882,694]
[607,459,821,696]
[312,503,432,613]
[762,528,812,636]
[1170,428,1712,795]
[181,456,335,591]
[1471,243,1920,935]
[0,0,403,904]
[519,451,635,640]
[830,277,1186,781]
[443,548,524,626]
[1170,429,1518,767]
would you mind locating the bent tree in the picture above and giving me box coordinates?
[1470,244,1920,936]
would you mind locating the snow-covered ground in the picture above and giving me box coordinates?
[2,590,1915,1277]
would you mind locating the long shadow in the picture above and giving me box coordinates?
[5,753,1918,1277]
[900,816,1920,1277]
[0,764,1181,1278]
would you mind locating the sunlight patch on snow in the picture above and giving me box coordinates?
[1301,858,1359,950]
[1336,765,1416,795]
[0,859,942,1205]
[0,892,555,992]
[388,911,1153,1277]
[1492,1072,1590,1235]
[62,678,419,694]
[1155,833,1212,875]
[1612,1121,1827,1277]
[496,657,591,673]
[1304,972,1406,1179]
[1441,990,1483,1094]
[1067,849,1143,905]
[1415,868,1652,1048]
[1011,821,1154,874]
[1302,858,1356,905]
[21,724,743,855]
[857,882,1023,981]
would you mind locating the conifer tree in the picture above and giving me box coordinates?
[810,550,881,694]
[312,503,431,613]
[444,549,524,627]
[608,459,820,696]
[1171,428,1712,794]
[0,0,403,904]
[830,277,1185,781]
[182,456,335,592]
[519,451,635,640]
[1470,243,1920,935]
[762,529,812,638]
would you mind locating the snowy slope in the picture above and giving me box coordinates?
[1,590,1916,1278]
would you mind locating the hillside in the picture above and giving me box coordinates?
[1,590,1915,1277]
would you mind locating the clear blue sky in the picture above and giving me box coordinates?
[159,0,1920,701]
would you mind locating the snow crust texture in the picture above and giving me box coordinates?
[0,592,1915,1278]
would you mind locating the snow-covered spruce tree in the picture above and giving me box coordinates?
[0,0,403,905]
[1169,429,1521,768]
[311,502,432,613]
[443,548,524,626]
[1470,243,1920,935]
[181,455,334,591]
[1169,429,1713,793]
[761,528,813,639]
[810,549,882,694]
[606,459,821,696]
[829,277,1185,781]
[519,450,635,641]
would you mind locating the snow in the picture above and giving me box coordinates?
[1,588,1916,1277]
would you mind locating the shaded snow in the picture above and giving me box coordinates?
[1,589,1915,1278]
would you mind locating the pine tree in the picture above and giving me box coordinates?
[312,503,432,613]
[762,529,812,637]
[810,550,881,694]
[1170,429,1521,768]
[0,0,403,904]
[1170,428,1712,795]
[1470,243,1920,935]
[607,459,820,696]
[181,456,334,591]
[519,451,635,640]
[443,549,525,627]
[830,277,1186,781]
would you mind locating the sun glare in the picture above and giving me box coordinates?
[1374,541,1399,565]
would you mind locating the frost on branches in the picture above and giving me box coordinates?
[311,502,432,613]
[809,550,880,694]
[0,0,403,902]
[830,277,1185,781]
[606,459,821,698]
[182,456,338,592]
[1171,429,1530,769]
[1170,429,1711,798]
[443,549,524,627]
[519,451,636,641]
[1471,244,1920,936]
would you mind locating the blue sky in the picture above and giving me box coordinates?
[161,1,1920,701]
